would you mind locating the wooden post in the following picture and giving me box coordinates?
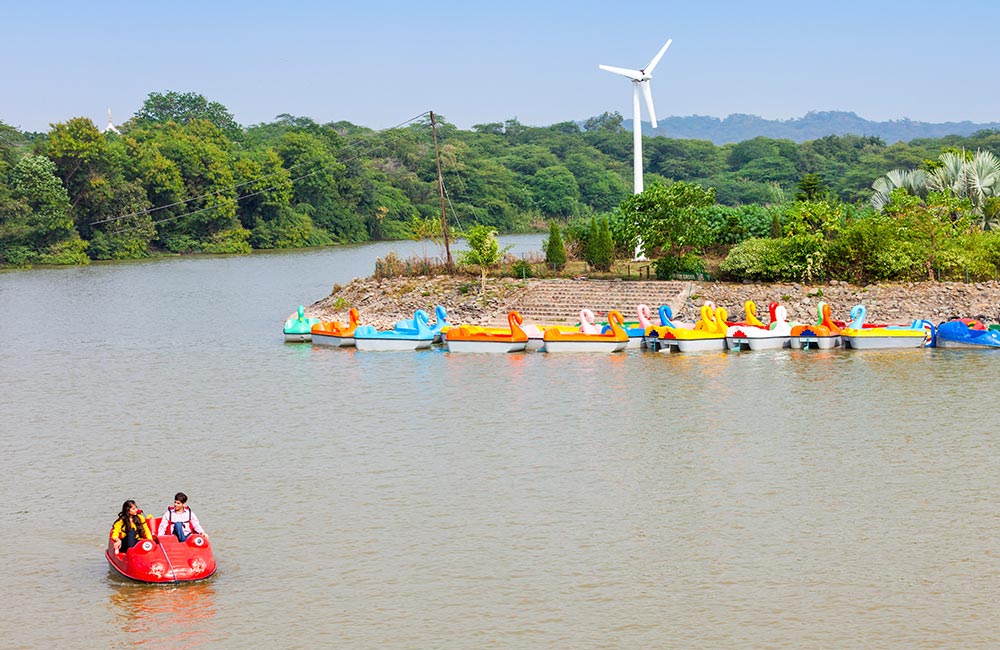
[430,111,453,268]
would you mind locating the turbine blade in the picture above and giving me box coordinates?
[640,81,657,128]
[599,64,644,81]
[644,38,672,74]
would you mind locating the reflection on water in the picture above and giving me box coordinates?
[106,580,217,648]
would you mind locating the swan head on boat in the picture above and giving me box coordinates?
[848,304,867,330]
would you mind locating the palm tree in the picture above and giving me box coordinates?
[871,149,1000,228]
[870,168,928,211]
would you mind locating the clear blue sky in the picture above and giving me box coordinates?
[4,0,999,133]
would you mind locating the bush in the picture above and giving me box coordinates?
[0,245,37,267]
[37,238,90,265]
[719,236,825,282]
[511,259,534,278]
[824,215,922,282]
[654,253,705,279]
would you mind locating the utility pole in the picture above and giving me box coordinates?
[430,111,453,268]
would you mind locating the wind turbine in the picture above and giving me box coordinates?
[600,38,672,258]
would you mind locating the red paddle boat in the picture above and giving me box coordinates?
[106,517,216,583]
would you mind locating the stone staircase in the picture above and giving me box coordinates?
[500,279,695,325]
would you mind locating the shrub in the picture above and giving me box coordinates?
[511,259,534,278]
[719,236,825,282]
[824,215,922,282]
[654,253,705,279]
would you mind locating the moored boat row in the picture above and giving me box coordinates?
[285,300,1000,352]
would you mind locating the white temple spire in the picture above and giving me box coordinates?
[103,108,120,134]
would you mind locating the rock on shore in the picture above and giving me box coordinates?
[303,276,1000,328]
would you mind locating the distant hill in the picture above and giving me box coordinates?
[626,111,1000,145]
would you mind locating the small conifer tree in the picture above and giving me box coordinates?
[544,221,567,270]
[592,216,614,271]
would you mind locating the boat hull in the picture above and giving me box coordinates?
[675,337,727,353]
[354,337,433,351]
[727,335,790,351]
[446,340,527,353]
[935,338,1000,349]
[526,337,545,351]
[542,339,627,353]
[311,333,355,347]
[790,335,841,350]
[844,335,926,349]
[284,332,311,342]
[106,534,216,584]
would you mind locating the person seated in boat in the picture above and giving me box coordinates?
[157,492,207,542]
[110,499,152,555]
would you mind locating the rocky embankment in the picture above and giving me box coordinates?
[690,280,1000,324]
[303,276,1000,327]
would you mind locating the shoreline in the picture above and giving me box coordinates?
[303,276,1000,328]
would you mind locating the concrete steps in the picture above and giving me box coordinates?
[501,279,693,324]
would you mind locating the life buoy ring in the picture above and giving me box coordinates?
[188,534,206,548]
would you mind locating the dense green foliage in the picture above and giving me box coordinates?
[3,91,1000,274]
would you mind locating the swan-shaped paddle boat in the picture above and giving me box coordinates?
[934,319,1000,348]
[839,305,932,349]
[600,304,658,349]
[311,308,361,347]
[395,305,449,343]
[790,302,843,349]
[283,305,321,342]
[542,309,629,352]
[445,311,529,353]
[727,302,794,350]
[522,309,600,351]
[106,516,216,583]
[646,303,729,353]
[354,309,436,351]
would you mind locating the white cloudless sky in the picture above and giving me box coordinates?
[4,0,998,133]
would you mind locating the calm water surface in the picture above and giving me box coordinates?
[2,236,999,649]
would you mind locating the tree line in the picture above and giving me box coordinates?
[2,91,1000,279]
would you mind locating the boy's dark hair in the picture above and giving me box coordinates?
[174,492,188,503]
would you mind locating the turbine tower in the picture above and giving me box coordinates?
[600,39,672,258]
[600,38,671,195]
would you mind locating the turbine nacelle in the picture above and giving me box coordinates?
[598,38,671,129]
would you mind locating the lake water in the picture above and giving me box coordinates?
[2,235,999,649]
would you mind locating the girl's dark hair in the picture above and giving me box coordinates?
[116,500,141,531]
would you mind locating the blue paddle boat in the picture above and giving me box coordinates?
[354,309,436,351]
[395,305,449,343]
[935,319,1000,349]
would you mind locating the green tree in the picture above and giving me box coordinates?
[134,91,242,140]
[795,172,829,202]
[44,117,112,211]
[529,165,580,216]
[127,119,248,253]
[621,181,715,259]
[459,225,511,292]
[84,178,156,259]
[586,216,614,271]
[544,220,567,270]
[583,111,625,133]
[2,155,88,264]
